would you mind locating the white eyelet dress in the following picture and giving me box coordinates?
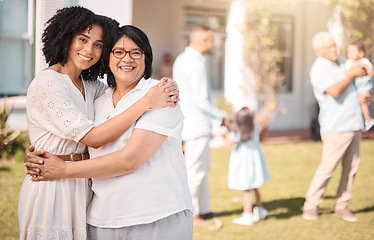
[18,70,107,240]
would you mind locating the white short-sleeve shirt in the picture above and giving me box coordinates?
[173,46,225,140]
[310,57,364,134]
[87,78,193,228]
[27,70,107,154]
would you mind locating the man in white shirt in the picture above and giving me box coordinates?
[302,32,367,222]
[173,25,229,226]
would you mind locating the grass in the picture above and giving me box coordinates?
[0,160,26,240]
[196,140,374,240]
[1,140,374,240]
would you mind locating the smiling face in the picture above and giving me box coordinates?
[66,24,103,72]
[347,44,364,61]
[109,35,145,89]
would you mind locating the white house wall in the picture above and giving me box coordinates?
[79,0,132,26]
[134,0,334,132]
[225,0,334,131]
[132,0,232,80]
[132,0,183,75]
[275,1,333,131]
[270,1,333,130]
[4,0,336,133]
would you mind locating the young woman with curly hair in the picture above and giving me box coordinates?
[18,6,179,240]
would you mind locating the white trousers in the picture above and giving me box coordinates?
[184,136,211,216]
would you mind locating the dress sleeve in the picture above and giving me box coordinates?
[134,106,184,140]
[27,71,94,142]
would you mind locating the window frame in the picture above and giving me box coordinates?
[182,6,227,93]
[0,0,34,96]
[270,14,294,93]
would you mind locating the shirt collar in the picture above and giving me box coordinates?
[317,56,346,67]
[105,77,148,98]
[185,46,206,62]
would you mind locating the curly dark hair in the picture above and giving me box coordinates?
[42,6,119,81]
[107,25,153,89]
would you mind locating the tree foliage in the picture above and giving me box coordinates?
[326,0,374,56]
[0,97,21,160]
[241,0,285,129]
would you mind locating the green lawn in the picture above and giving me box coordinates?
[1,140,374,240]
[197,140,374,240]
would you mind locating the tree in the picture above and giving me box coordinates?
[241,0,285,130]
[0,97,21,161]
[326,0,374,57]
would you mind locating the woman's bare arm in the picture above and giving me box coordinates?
[26,128,167,180]
[79,77,178,148]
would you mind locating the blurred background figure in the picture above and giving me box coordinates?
[173,25,229,226]
[302,32,366,222]
[227,107,270,226]
[155,53,174,79]
[346,40,374,131]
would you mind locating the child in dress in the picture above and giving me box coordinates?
[346,40,374,131]
[227,107,270,226]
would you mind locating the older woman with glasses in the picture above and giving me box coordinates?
[26,25,193,240]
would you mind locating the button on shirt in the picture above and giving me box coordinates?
[87,78,193,228]
[310,57,364,135]
[173,46,224,140]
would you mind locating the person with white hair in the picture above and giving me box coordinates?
[302,31,368,222]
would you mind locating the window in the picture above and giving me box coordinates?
[183,6,227,92]
[270,15,294,93]
[0,0,33,96]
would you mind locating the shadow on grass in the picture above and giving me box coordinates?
[0,166,11,171]
[0,159,14,171]
[263,196,374,218]
[217,196,374,219]
[217,197,305,219]
[355,205,374,214]
[263,197,305,219]
[307,196,374,215]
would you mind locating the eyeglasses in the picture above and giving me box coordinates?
[111,49,144,60]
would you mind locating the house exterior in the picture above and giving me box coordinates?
[1,0,342,135]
